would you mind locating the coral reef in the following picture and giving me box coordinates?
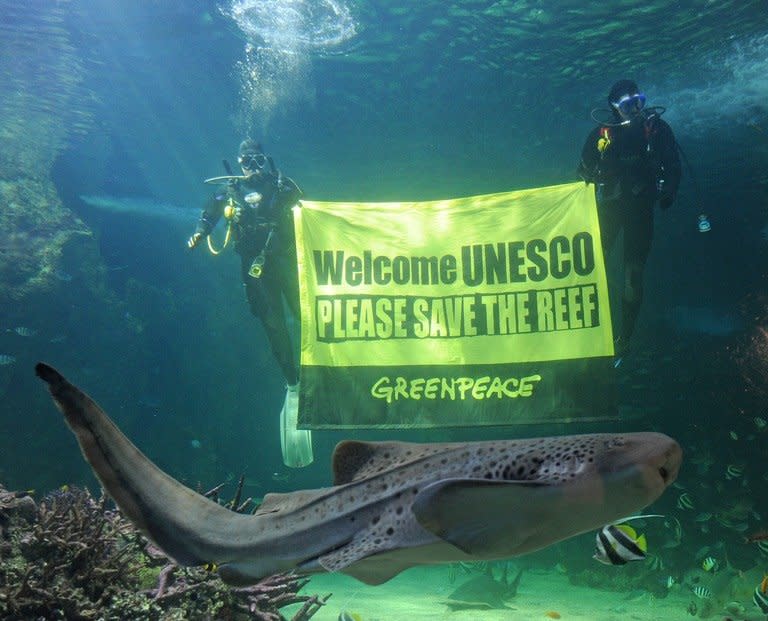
[0,3,155,496]
[0,0,96,305]
[0,483,330,620]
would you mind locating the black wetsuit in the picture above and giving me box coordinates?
[578,110,681,343]
[195,171,302,385]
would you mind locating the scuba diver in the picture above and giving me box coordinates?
[187,139,312,467]
[578,79,681,363]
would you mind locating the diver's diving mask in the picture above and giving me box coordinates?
[238,153,268,171]
[612,93,646,117]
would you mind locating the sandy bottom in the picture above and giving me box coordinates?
[283,566,702,621]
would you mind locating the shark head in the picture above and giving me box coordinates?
[589,431,681,510]
[400,431,681,565]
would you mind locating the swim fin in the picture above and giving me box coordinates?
[280,383,313,468]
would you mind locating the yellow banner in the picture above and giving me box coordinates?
[295,181,615,428]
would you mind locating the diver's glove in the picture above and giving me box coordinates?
[187,232,204,249]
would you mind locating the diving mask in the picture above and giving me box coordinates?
[612,93,646,117]
[239,153,267,170]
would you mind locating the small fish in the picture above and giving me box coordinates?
[701,556,718,572]
[338,613,363,621]
[756,540,768,556]
[754,576,768,614]
[690,454,715,475]
[594,523,647,565]
[694,512,712,523]
[190,439,202,449]
[692,585,712,599]
[661,516,682,549]
[729,430,739,440]
[745,531,768,543]
[645,552,664,571]
[755,417,767,430]
[9,327,36,337]
[0,354,16,366]
[725,464,745,480]
[665,575,676,588]
[49,335,67,344]
[676,492,694,510]
[593,514,666,566]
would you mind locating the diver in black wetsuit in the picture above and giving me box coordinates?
[578,80,681,358]
[187,139,302,388]
[188,139,313,468]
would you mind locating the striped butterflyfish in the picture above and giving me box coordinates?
[594,522,648,565]
[754,575,768,614]
[593,514,666,566]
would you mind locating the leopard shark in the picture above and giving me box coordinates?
[35,362,681,586]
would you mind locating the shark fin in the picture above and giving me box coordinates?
[332,440,446,485]
[411,478,558,556]
[315,536,411,585]
[317,533,376,573]
[254,489,330,516]
[332,440,379,485]
[340,558,416,586]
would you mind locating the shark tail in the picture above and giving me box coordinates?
[35,362,252,569]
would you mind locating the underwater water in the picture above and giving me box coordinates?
[1,0,768,619]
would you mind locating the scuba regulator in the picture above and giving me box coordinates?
[202,160,247,255]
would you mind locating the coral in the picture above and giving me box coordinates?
[143,561,329,621]
[0,1,99,305]
[0,3,142,407]
[0,2,93,176]
[0,485,144,620]
[0,483,330,620]
[0,486,36,536]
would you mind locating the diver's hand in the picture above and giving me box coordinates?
[187,232,204,249]
[232,206,244,223]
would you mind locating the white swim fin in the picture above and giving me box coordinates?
[280,383,313,468]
